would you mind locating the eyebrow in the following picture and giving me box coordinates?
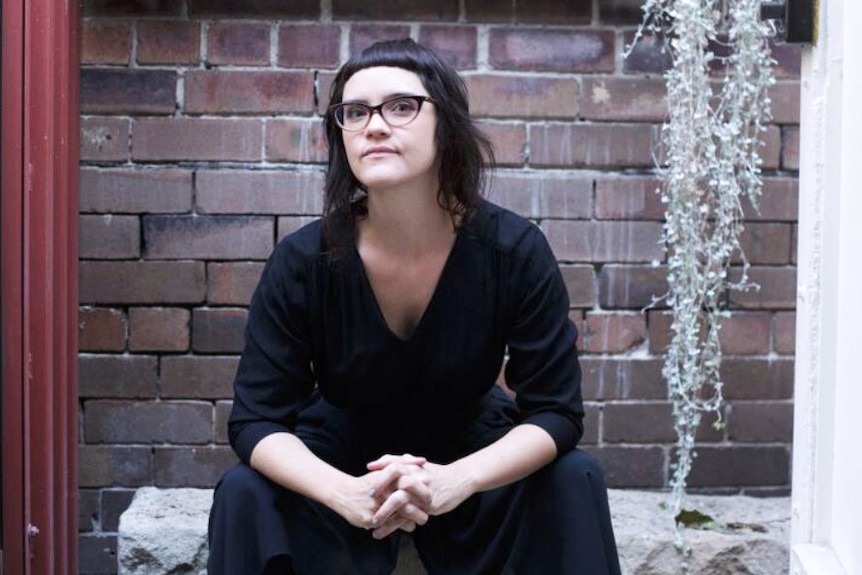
[339,92,427,105]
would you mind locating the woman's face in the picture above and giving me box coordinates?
[339,66,438,194]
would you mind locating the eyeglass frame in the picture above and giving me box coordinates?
[329,95,436,132]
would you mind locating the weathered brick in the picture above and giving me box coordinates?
[133,118,263,162]
[488,173,592,219]
[742,176,798,221]
[82,0,183,16]
[583,446,665,488]
[476,121,527,166]
[80,69,176,115]
[154,446,237,487]
[543,220,663,262]
[81,20,131,65]
[622,31,672,75]
[196,170,325,215]
[79,168,193,214]
[101,489,136,532]
[685,446,789,487]
[465,75,579,119]
[581,77,667,121]
[128,307,190,352]
[418,26,478,70]
[489,28,614,73]
[598,0,645,24]
[207,22,271,66]
[581,403,600,445]
[603,402,676,443]
[143,215,272,260]
[79,307,126,352]
[465,0,591,24]
[185,71,314,115]
[160,355,239,399]
[78,445,152,487]
[771,42,802,79]
[278,24,340,68]
[579,311,648,353]
[79,489,100,532]
[760,125,782,170]
[531,123,657,168]
[769,81,801,124]
[334,0,458,20]
[349,25,413,56]
[78,534,119,575]
[599,264,668,309]
[738,223,793,264]
[80,117,130,163]
[208,262,265,305]
[727,266,796,309]
[559,265,597,308]
[721,357,794,400]
[188,0,319,18]
[720,312,773,355]
[192,308,248,354]
[266,119,327,164]
[317,71,338,114]
[580,358,666,401]
[215,401,233,444]
[80,261,206,304]
[646,310,672,355]
[595,176,664,220]
[727,401,793,442]
[277,216,320,240]
[79,354,158,399]
[137,20,200,65]
[773,311,795,354]
[783,125,799,171]
[79,214,140,260]
[84,400,213,444]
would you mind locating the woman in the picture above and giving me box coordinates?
[208,38,620,575]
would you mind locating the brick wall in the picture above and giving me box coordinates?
[77,0,800,571]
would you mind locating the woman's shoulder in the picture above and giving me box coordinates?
[466,199,546,257]
[269,218,328,272]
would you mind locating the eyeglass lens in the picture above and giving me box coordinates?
[335,97,425,131]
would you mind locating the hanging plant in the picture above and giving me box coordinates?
[627,0,775,565]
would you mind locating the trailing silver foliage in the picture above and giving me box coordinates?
[627,0,775,566]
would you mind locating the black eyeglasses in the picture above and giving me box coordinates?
[330,95,435,132]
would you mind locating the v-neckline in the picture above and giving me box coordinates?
[355,229,464,344]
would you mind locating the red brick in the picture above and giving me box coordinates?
[465,0,591,24]
[595,176,664,220]
[646,310,672,355]
[79,490,99,532]
[79,355,158,399]
[727,401,793,442]
[208,262,265,305]
[488,173,592,219]
[143,215,272,260]
[580,358,666,400]
[317,71,337,114]
[192,308,248,354]
[266,119,327,164]
[783,126,799,171]
[185,71,314,115]
[207,22,271,66]
[278,24,340,68]
[79,215,140,260]
[583,446,665,488]
[581,77,667,121]
[132,118,263,162]
[771,42,802,79]
[81,21,131,65]
[727,266,796,309]
[101,489,137,531]
[622,31,672,75]
[742,177,798,222]
[160,356,239,399]
[418,26,478,70]
[489,28,614,73]
[196,170,325,215]
[719,312,773,355]
[769,81,801,124]
[685,446,789,487]
[773,312,795,354]
[721,357,794,400]
[599,264,668,309]
[154,446,237,488]
[79,168,192,214]
[84,400,213,444]
[334,0,458,20]
[78,445,152,488]
[128,307,190,352]
[215,401,233,444]
[738,223,793,265]
[465,75,579,118]
[530,123,657,168]
[79,307,126,352]
[475,121,526,166]
[598,0,646,24]
[760,125,782,169]
[579,311,647,354]
[188,0,319,18]
[603,402,676,443]
[137,21,200,65]
[82,0,183,16]
[349,25,413,56]
[580,403,600,445]
[80,261,206,304]
[80,117,130,163]
[543,220,663,262]
[81,69,176,115]
[277,216,320,240]
[79,535,118,575]
[559,265,597,308]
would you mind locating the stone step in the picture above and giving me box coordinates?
[118,488,790,574]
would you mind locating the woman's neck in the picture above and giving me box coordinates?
[359,186,456,256]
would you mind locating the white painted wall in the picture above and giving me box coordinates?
[791,0,862,573]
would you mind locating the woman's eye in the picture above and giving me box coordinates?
[344,106,368,120]
[388,100,417,115]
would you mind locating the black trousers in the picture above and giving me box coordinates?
[208,394,621,575]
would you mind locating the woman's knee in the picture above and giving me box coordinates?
[213,463,279,509]
[544,449,607,488]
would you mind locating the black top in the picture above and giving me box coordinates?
[228,200,584,465]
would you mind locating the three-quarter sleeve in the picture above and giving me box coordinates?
[504,227,584,454]
[227,235,317,464]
